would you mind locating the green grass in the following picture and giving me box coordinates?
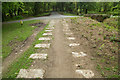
[70,17,79,24]
[107,75,120,78]
[2,20,43,60]
[96,64,102,70]
[3,23,49,78]
[104,18,118,28]
[90,21,118,32]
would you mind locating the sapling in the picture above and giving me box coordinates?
[20,20,23,26]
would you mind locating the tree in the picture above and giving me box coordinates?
[2,2,119,21]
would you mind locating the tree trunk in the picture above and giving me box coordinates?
[9,10,13,17]
[61,2,64,12]
[103,3,107,13]
[48,3,50,12]
[44,2,46,12]
[2,12,6,21]
[18,8,21,15]
[85,9,87,14]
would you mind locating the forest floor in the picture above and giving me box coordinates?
[2,13,119,78]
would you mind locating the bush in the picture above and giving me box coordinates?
[14,15,23,19]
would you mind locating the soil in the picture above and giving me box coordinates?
[67,17,118,77]
[28,19,77,78]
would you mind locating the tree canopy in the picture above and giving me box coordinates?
[2,2,119,21]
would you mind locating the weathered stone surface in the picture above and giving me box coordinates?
[32,26,35,27]
[17,69,45,78]
[69,43,80,47]
[38,37,51,40]
[65,33,73,35]
[35,43,51,48]
[76,70,94,78]
[67,37,75,40]
[43,33,52,36]
[29,54,47,59]
[46,27,54,29]
[72,52,87,57]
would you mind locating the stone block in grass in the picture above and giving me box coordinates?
[43,33,52,36]
[35,43,51,48]
[38,37,51,40]
[29,53,47,59]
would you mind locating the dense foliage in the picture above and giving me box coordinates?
[2,2,119,21]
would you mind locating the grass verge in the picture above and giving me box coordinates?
[2,23,49,78]
[2,20,44,60]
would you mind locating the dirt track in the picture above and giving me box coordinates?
[45,19,76,78]
[26,19,102,78]
[3,15,118,78]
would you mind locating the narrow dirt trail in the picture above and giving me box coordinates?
[45,19,76,78]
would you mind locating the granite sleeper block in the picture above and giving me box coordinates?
[72,52,87,57]
[67,37,75,40]
[35,43,51,48]
[29,54,47,59]
[69,43,80,47]
[17,69,45,78]
[38,37,51,40]
[76,70,94,78]
[43,33,52,36]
